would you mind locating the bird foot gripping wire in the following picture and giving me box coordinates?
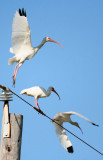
[32,106,46,116]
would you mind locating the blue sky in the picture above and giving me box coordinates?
[0,0,103,159]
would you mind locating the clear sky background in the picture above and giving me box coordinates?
[0,0,103,159]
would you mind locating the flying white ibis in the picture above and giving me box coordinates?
[20,86,60,109]
[53,111,99,153]
[8,8,63,87]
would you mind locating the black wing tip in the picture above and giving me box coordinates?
[67,146,74,153]
[92,123,99,127]
[19,8,26,17]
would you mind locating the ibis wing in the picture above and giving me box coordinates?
[10,11,32,54]
[62,112,98,126]
[53,122,73,152]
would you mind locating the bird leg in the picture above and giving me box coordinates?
[12,63,19,80]
[33,100,45,115]
[35,99,40,110]
[12,63,20,87]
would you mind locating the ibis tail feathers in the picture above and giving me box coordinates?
[9,47,14,54]
[20,89,27,95]
[8,57,16,65]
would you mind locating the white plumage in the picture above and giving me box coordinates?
[20,86,60,109]
[53,111,98,153]
[9,8,63,87]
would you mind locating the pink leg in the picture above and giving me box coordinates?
[15,65,20,79]
[35,99,40,109]
[13,63,19,78]
[12,63,20,87]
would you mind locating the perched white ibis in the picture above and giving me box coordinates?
[53,111,99,153]
[8,8,63,87]
[20,86,60,109]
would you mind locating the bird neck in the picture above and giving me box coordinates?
[36,39,46,49]
[46,88,52,97]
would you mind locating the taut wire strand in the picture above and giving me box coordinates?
[0,85,102,156]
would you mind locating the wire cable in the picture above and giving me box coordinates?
[0,85,103,156]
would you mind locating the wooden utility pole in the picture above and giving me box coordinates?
[0,88,23,160]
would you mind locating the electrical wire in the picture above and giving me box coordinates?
[0,85,103,156]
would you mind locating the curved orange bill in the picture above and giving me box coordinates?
[48,38,63,48]
[52,88,60,100]
[78,126,83,134]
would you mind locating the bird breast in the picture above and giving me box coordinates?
[15,47,38,63]
[26,48,39,60]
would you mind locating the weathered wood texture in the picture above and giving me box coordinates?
[3,102,11,138]
[0,113,23,160]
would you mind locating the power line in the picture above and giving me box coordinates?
[0,85,103,156]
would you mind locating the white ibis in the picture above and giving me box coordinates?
[53,111,99,153]
[20,86,60,109]
[8,8,63,87]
